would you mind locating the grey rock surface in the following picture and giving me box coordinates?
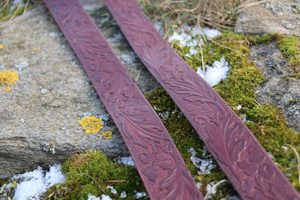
[251,42,300,131]
[0,0,158,178]
[235,0,300,36]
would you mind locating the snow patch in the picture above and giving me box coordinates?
[13,164,65,200]
[87,194,101,200]
[153,21,164,36]
[204,180,227,200]
[120,191,127,198]
[168,32,192,47]
[202,27,221,38]
[188,147,214,174]
[135,192,147,199]
[197,57,230,86]
[117,156,135,166]
[168,25,221,58]
[121,52,136,65]
[107,185,117,195]
[168,25,220,47]
[87,194,112,200]
[101,194,112,200]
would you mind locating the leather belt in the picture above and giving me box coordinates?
[43,0,202,199]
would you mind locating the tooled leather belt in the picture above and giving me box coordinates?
[43,0,202,199]
[104,0,300,199]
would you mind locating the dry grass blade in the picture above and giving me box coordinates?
[287,145,300,186]
[141,0,271,36]
[0,0,38,22]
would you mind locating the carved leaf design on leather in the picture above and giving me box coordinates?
[105,0,300,199]
[44,0,202,199]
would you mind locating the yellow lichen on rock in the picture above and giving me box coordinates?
[0,44,5,49]
[79,116,103,134]
[3,87,12,93]
[102,131,113,139]
[0,71,19,85]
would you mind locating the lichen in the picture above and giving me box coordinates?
[0,43,5,49]
[43,150,145,200]
[3,87,12,93]
[79,116,103,134]
[0,71,19,85]
[101,131,113,140]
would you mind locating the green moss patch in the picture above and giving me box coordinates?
[43,150,145,200]
[277,35,300,77]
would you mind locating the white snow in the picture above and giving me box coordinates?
[135,192,147,199]
[168,25,220,47]
[153,21,164,36]
[196,182,202,189]
[121,52,136,65]
[101,194,112,200]
[13,164,65,200]
[107,185,117,195]
[168,32,192,47]
[189,48,198,55]
[235,104,243,111]
[87,194,112,200]
[120,191,127,198]
[87,194,101,200]
[168,25,221,59]
[202,27,221,38]
[204,180,227,199]
[188,147,214,174]
[197,57,230,86]
[117,156,135,166]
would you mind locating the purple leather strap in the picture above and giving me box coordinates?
[105,0,300,199]
[43,0,202,199]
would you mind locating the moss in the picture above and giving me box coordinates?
[277,35,300,76]
[146,31,300,197]
[247,33,278,45]
[44,150,145,200]
[246,105,300,189]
